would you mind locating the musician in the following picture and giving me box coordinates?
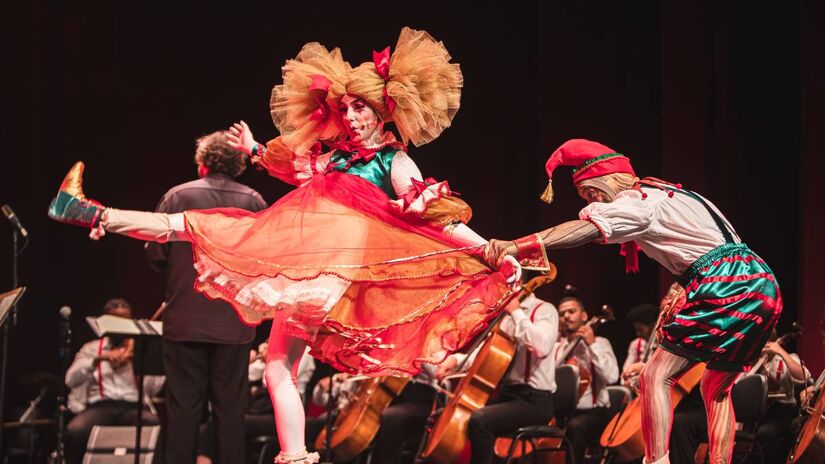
[619,289,707,464]
[620,302,659,384]
[752,329,809,463]
[64,298,165,464]
[306,366,436,463]
[307,371,360,450]
[370,367,437,463]
[438,271,559,464]
[553,295,619,464]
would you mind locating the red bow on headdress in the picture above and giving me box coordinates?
[308,74,333,122]
[372,47,396,114]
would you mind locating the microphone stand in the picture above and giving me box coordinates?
[53,311,72,464]
[320,375,338,464]
[0,231,20,458]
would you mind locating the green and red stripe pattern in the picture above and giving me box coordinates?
[660,243,782,372]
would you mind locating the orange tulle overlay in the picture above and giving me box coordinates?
[183,172,515,375]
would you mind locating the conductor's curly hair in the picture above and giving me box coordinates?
[194,131,248,178]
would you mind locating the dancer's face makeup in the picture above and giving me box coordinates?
[339,94,382,145]
[577,185,612,204]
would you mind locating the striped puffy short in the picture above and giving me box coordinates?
[660,243,782,372]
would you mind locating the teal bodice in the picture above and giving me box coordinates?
[327,148,399,199]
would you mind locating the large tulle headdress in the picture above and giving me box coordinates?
[270,44,352,152]
[347,27,463,147]
[270,28,463,151]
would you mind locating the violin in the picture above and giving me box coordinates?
[420,268,557,464]
[556,304,615,399]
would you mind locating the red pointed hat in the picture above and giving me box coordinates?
[540,139,635,203]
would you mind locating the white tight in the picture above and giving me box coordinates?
[265,315,308,455]
[101,208,310,454]
[639,348,740,464]
[101,209,190,242]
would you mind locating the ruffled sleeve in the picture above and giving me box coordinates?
[578,189,654,244]
[256,137,330,187]
[390,152,472,226]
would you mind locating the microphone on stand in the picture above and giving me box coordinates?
[1,205,28,238]
[54,305,73,464]
[58,306,72,357]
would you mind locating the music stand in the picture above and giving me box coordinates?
[86,316,163,464]
[0,287,25,459]
[0,288,25,328]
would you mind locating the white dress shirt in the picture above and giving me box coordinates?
[450,295,559,392]
[623,337,650,373]
[554,336,619,409]
[756,353,809,406]
[65,338,164,408]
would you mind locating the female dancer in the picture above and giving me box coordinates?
[49,28,518,463]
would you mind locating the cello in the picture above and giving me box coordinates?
[493,303,615,463]
[786,361,825,462]
[315,375,410,461]
[419,268,557,464]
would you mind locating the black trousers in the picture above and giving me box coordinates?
[565,407,610,464]
[755,402,798,463]
[162,339,249,464]
[370,382,436,464]
[65,400,158,464]
[467,384,555,464]
[669,401,707,464]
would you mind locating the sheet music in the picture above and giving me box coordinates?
[86,315,163,337]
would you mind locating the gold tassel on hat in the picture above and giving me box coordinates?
[539,179,554,204]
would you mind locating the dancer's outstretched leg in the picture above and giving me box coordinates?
[266,315,319,464]
[700,369,739,464]
[48,161,190,242]
[639,348,696,464]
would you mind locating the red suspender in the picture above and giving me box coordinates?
[523,303,543,383]
[96,339,106,399]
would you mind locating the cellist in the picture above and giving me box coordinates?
[436,270,559,464]
[751,328,808,462]
[553,296,619,464]
[618,290,707,464]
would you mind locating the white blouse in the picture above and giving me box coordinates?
[579,186,741,275]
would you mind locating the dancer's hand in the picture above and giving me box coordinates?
[225,120,258,155]
[484,239,518,269]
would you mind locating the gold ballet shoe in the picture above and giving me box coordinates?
[47,161,106,228]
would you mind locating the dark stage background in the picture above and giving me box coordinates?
[2,0,823,409]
